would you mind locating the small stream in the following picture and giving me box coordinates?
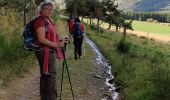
[84,34,119,100]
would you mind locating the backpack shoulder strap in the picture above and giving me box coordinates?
[36,16,49,34]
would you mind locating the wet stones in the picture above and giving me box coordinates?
[108,78,115,84]
[85,34,119,100]
[101,93,113,100]
[114,86,121,92]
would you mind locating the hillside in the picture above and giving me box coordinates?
[115,0,170,12]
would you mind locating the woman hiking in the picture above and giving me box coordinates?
[34,1,68,100]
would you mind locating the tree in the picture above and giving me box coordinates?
[100,0,120,30]
[119,18,133,39]
[64,0,88,17]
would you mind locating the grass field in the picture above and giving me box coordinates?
[132,21,170,35]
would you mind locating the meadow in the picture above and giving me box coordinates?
[132,20,170,35]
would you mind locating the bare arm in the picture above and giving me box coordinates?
[36,27,64,49]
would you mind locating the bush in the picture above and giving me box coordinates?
[117,38,131,53]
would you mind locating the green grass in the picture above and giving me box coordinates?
[0,11,61,84]
[0,14,35,85]
[86,25,170,100]
[56,42,97,99]
[56,18,104,99]
[132,20,170,35]
[0,29,35,84]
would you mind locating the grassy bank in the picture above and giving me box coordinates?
[0,11,61,85]
[0,13,36,84]
[85,24,170,100]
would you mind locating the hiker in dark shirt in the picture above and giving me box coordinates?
[70,17,85,59]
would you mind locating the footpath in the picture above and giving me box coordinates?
[0,18,110,100]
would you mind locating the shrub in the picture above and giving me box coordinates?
[117,38,131,53]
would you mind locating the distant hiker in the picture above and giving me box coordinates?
[70,17,85,59]
[33,1,68,100]
[67,15,74,35]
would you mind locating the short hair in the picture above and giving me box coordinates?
[38,0,55,13]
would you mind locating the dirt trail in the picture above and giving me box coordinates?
[0,17,109,100]
[0,44,108,100]
[0,58,106,100]
[0,67,40,100]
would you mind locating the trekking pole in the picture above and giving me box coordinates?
[83,34,85,58]
[60,55,65,100]
[60,44,75,100]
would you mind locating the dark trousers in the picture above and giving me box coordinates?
[35,50,57,100]
[73,37,83,58]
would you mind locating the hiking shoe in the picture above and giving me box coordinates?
[74,55,77,60]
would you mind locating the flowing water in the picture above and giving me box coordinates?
[84,34,119,100]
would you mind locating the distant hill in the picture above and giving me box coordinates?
[115,0,170,12]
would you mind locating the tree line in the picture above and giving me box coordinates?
[0,0,133,38]
[64,0,133,38]
[124,12,170,23]
[0,0,37,25]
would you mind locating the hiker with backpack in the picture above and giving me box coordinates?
[70,17,85,59]
[27,1,68,100]
[67,14,75,35]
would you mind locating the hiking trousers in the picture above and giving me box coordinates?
[35,49,57,100]
[73,37,83,58]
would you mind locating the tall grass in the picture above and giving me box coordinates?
[0,13,35,84]
[86,26,170,100]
